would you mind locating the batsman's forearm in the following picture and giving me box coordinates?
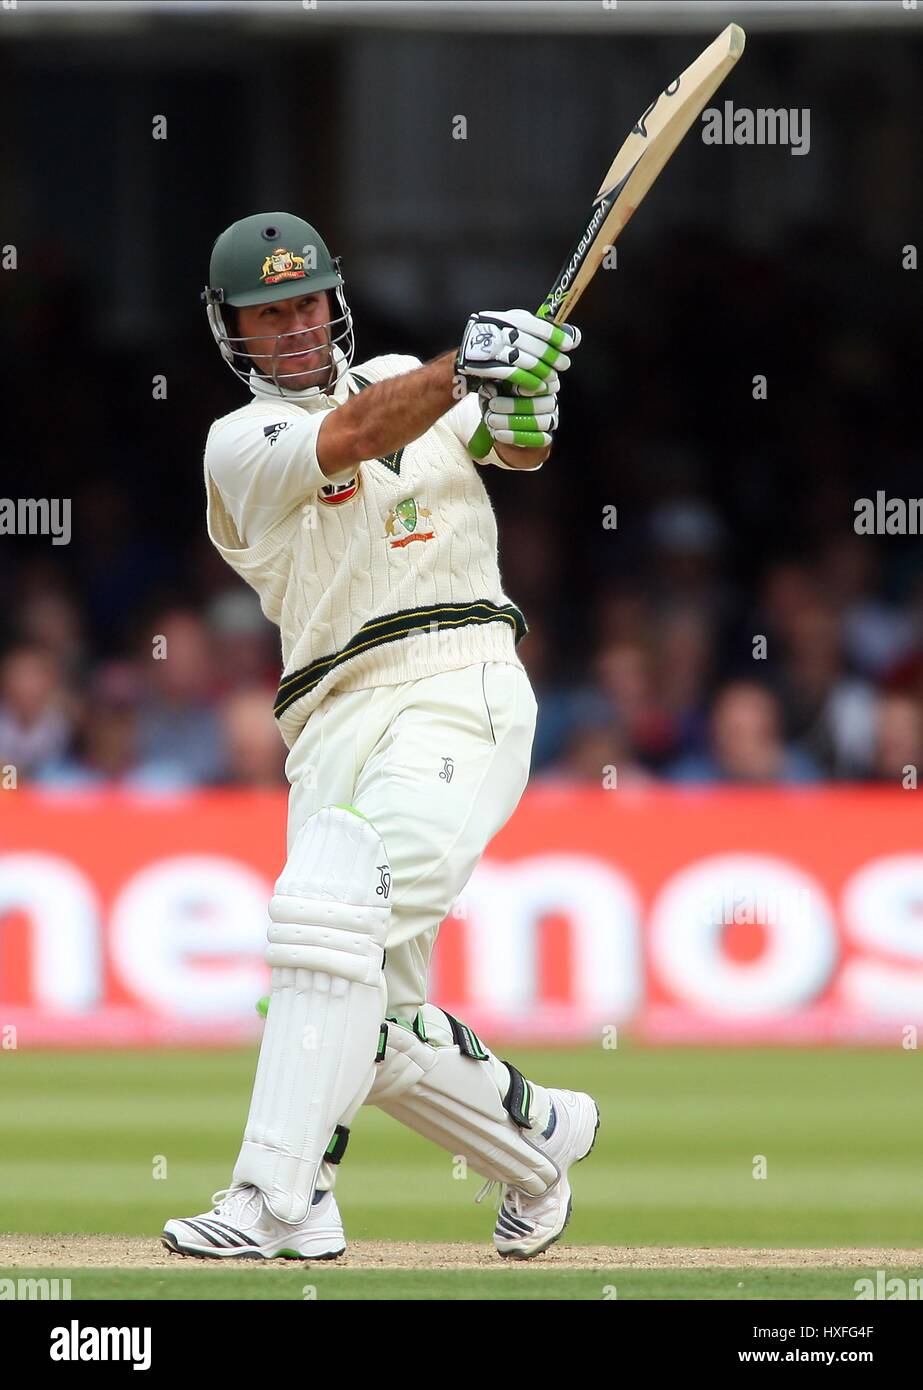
[317,352,458,477]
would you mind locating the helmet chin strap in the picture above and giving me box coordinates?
[205,277,355,398]
[267,326,336,395]
[251,340,350,403]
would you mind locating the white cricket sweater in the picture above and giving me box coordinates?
[204,353,536,749]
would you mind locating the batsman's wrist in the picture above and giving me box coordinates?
[492,440,551,468]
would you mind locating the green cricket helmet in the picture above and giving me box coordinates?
[202,211,354,396]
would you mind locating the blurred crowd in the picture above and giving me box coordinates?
[520,527,923,787]
[3,516,923,793]
[3,226,922,791]
[0,588,287,793]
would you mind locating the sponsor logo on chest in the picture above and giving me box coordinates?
[318,475,361,505]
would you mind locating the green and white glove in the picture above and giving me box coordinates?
[478,383,560,449]
[456,309,581,394]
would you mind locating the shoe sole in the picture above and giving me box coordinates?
[161,1232,345,1261]
[496,1099,601,1261]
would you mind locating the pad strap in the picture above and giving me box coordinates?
[443,1010,489,1061]
[324,1124,350,1165]
[501,1060,533,1128]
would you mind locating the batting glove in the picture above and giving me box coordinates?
[478,383,560,449]
[456,309,581,394]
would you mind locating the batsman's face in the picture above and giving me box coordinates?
[236,291,334,391]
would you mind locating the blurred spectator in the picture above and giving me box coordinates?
[206,590,279,698]
[36,661,192,792]
[871,693,923,785]
[135,608,227,784]
[73,481,173,646]
[754,561,822,653]
[540,714,655,788]
[594,639,677,768]
[818,535,914,679]
[593,583,652,646]
[18,586,89,683]
[519,619,600,770]
[653,606,714,758]
[647,497,731,630]
[216,688,287,789]
[882,573,923,704]
[775,600,877,778]
[670,681,820,785]
[0,646,75,779]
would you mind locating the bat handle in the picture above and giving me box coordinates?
[465,300,553,459]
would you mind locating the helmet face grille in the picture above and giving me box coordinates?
[205,285,355,398]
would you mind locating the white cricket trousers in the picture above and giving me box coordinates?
[284,659,536,1018]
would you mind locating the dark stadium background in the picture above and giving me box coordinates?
[3,4,922,791]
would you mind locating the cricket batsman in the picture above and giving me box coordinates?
[161,212,599,1262]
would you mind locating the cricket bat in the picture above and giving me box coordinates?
[468,21,746,458]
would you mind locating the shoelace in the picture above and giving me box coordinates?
[471,1111,565,1213]
[503,1188,525,1218]
[208,1185,263,1227]
[474,1179,502,1210]
[474,1179,526,1219]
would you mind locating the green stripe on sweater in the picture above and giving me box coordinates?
[274,599,527,719]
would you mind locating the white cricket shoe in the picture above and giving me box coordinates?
[161,1183,345,1261]
[486,1089,600,1260]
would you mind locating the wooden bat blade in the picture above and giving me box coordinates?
[467,24,746,458]
[543,22,746,324]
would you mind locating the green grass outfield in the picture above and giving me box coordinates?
[1,1045,921,1299]
[1,1266,908,1300]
